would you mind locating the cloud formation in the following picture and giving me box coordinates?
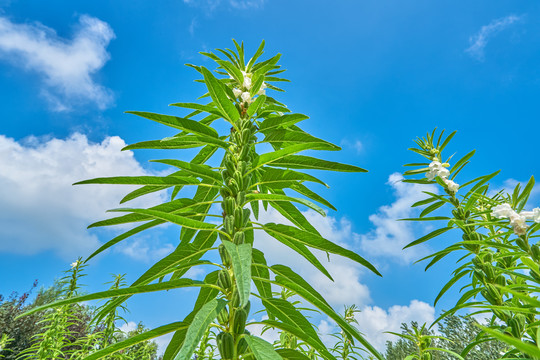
[466,15,522,61]
[0,15,115,110]
[0,133,164,259]
[359,173,437,264]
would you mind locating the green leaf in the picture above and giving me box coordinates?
[126,111,219,137]
[83,322,189,360]
[262,223,381,276]
[275,348,313,360]
[450,150,475,174]
[246,40,265,71]
[419,200,446,218]
[201,66,240,122]
[123,136,228,150]
[20,278,216,318]
[289,183,336,211]
[267,198,320,235]
[256,167,328,188]
[480,326,540,359]
[222,242,252,307]
[259,113,309,131]
[251,249,272,301]
[267,155,367,172]
[169,102,224,118]
[174,299,227,360]
[246,193,326,216]
[254,143,329,169]
[108,207,218,231]
[74,175,200,186]
[85,220,163,262]
[263,128,340,151]
[152,159,222,184]
[403,227,453,249]
[267,265,384,360]
[244,335,282,360]
[247,95,266,117]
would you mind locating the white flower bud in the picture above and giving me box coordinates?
[243,76,252,89]
[241,92,251,103]
[233,88,242,98]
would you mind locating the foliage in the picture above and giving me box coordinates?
[402,129,540,359]
[2,264,159,359]
[20,40,381,359]
[330,305,371,360]
[385,315,508,360]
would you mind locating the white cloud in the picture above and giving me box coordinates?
[341,138,364,154]
[355,300,436,351]
[119,321,138,334]
[0,14,115,110]
[0,133,165,259]
[359,173,437,264]
[466,15,522,61]
[254,207,372,309]
[490,178,540,203]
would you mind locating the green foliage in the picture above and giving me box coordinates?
[403,129,540,359]
[385,315,508,360]
[21,41,379,359]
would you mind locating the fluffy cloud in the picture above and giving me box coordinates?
[0,133,165,259]
[466,15,522,61]
[359,173,437,264]
[0,15,115,110]
[254,206,372,309]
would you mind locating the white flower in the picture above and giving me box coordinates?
[533,208,540,223]
[443,178,459,193]
[241,91,251,103]
[257,82,267,96]
[426,160,450,180]
[510,212,528,235]
[243,76,252,89]
[233,88,242,98]
[491,203,514,219]
[70,260,79,268]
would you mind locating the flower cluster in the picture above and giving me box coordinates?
[426,160,459,194]
[491,203,540,236]
[231,70,266,104]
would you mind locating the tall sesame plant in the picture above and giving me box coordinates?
[23,41,382,360]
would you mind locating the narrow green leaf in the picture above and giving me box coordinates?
[450,150,475,174]
[246,193,325,216]
[152,159,222,184]
[263,223,381,276]
[246,40,265,71]
[252,249,272,301]
[247,94,266,117]
[222,242,252,307]
[174,299,227,359]
[267,155,367,172]
[201,66,240,122]
[290,183,336,211]
[275,348,312,360]
[169,102,224,118]
[259,114,309,131]
[126,111,218,137]
[254,143,329,169]
[244,335,282,360]
[403,227,453,249]
[84,322,188,360]
[74,175,200,186]
[419,201,446,218]
[108,208,217,231]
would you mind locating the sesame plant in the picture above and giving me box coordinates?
[402,129,540,359]
[22,41,382,360]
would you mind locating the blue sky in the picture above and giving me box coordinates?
[1,0,540,353]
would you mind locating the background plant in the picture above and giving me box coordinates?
[402,129,540,359]
[21,41,382,360]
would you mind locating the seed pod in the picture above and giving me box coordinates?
[236,191,246,206]
[473,269,485,282]
[483,252,493,264]
[231,289,241,308]
[532,244,540,262]
[234,207,244,229]
[509,318,523,338]
[243,208,251,227]
[516,238,529,252]
[217,332,234,360]
[234,170,244,190]
[219,244,232,267]
[233,232,245,245]
[452,209,463,219]
[233,309,248,335]
[218,270,232,291]
[495,275,506,287]
[241,128,251,144]
[220,187,231,198]
[472,256,482,267]
[221,169,231,182]
[484,284,502,305]
[237,330,250,355]
[225,215,235,234]
[483,265,495,281]
[217,306,229,326]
